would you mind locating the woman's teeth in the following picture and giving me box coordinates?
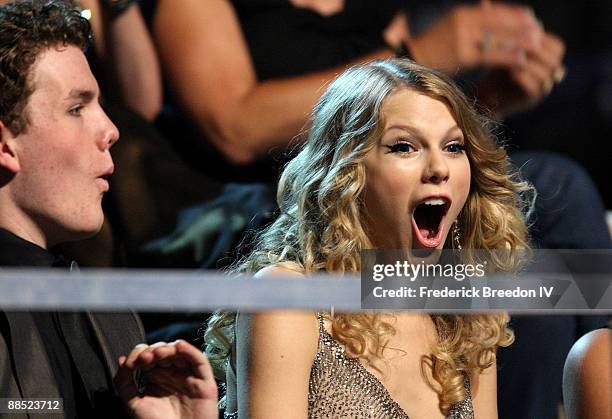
[422,198,446,206]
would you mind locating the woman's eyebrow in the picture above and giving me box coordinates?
[445,125,463,138]
[383,124,462,139]
[381,124,423,143]
[384,123,420,135]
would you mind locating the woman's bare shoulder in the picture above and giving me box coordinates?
[241,265,318,360]
[254,262,306,278]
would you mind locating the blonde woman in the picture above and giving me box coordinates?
[206,59,531,418]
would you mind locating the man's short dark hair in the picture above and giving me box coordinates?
[0,0,91,134]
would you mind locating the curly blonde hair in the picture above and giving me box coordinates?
[205,59,531,414]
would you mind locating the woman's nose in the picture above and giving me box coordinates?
[421,152,449,184]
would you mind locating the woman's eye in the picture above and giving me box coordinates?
[446,143,466,154]
[385,142,415,154]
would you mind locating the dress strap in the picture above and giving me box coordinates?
[314,311,330,353]
[315,311,326,334]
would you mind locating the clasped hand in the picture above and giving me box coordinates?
[409,0,566,117]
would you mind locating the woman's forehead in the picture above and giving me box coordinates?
[378,89,460,135]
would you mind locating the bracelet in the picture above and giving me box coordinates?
[101,0,135,19]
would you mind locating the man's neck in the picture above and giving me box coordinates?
[0,221,47,249]
[0,198,49,249]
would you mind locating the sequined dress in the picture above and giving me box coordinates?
[307,313,475,419]
[224,312,474,419]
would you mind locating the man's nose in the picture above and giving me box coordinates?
[99,111,119,150]
[421,151,449,184]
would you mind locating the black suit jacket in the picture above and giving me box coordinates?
[0,312,144,418]
[0,229,145,418]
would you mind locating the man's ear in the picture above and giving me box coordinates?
[0,120,21,174]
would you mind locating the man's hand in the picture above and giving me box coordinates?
[114,340,219,419]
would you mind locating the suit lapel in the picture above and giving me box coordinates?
[85,312,144,378]
[3,312,61,399]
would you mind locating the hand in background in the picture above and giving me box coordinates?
[409,0,565,118]
[410,0,542,74]
[477,30,565,118]
[76,0,162,120]
[115,340,219,419]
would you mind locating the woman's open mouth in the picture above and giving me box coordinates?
[411,197,450,248]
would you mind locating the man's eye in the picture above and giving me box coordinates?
[385,142,415,154]
[446,143,466,154]
[69,105,83,116]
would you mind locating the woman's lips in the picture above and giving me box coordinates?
[410,196,451,248]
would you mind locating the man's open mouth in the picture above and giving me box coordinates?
[411,197,450,248]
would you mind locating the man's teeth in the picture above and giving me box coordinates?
[422,198,446,206]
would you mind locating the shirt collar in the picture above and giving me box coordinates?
[0,228,56,267]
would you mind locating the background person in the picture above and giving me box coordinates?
[563,328,612,419]
[146,0,563,176]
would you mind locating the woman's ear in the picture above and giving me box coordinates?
[0,121,21,174]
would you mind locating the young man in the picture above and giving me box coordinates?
[0,1,217,417]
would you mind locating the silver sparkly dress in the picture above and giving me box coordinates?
[308,313,475,419]
[224,313,474,419]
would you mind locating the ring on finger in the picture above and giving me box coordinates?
[477,29,493,53]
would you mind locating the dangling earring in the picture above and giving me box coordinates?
[453,219,462,251]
